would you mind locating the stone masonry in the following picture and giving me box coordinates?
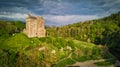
[24,14,46,37]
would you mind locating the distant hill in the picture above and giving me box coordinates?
[47,12,120,60]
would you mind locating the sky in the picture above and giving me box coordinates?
[0,0,120,26]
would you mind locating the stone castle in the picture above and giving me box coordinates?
[24,14,46,37]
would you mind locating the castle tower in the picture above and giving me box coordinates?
[24,14,46,37]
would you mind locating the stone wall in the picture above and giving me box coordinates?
[24,14,46,37]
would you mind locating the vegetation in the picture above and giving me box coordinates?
[0,32,113,67]
[0,20,25,45]
[47,12,120,62]
[47,12,120,48]
[0,11,120,67]
[94,59,116,66]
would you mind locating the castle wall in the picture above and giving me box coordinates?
[24,15,46,37]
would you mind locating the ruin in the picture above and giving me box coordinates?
[24,14,46,37]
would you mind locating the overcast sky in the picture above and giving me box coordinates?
[0,0,120,26]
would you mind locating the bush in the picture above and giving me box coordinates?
[53,58,75,67]
[94,59,116,66]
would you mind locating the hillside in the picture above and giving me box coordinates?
[0,33,114,67]
[47,12,120,60]
[47,12,120,46]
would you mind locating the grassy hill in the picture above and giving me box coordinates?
[47,12,120,47]
[0,33,114,67]
[47,12,120,61]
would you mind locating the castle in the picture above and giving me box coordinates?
[24,14,46,37]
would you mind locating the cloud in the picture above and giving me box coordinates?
[0,12,27,20]
[0,0,120,25]
[43,15,99,26]
[0,12,99,26]
[0,6,30,14]
[1,0,120,15]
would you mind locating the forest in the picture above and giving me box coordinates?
[47,12,120,60]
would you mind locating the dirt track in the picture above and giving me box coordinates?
[69,58,114,67]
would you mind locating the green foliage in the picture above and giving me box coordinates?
[46,12,120,60]
[38,52,44,60]
[0,20,25,36]
[0,32,109,67]
[74,56,93,62]
[53,58,75,67]
[94,59,116,66]
[0,20,25,46]
[46,12,120,48]
[14,21,25,32]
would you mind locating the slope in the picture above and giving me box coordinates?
[47,12,120,60]
[0,33,114,67]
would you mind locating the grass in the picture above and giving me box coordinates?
[0,33,114,67]
[94,59,116,66]
[53,58,76,67]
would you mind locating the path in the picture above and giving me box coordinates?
[68,58,114,67]
[55,52,115,67]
